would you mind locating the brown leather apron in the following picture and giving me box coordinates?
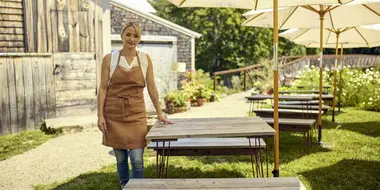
[103,50,147,149]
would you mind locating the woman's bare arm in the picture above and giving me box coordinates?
[145,54,174,124]
[97,54,111,131]
[145,54,163,116]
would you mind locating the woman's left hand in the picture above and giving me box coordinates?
[158,114,174,124]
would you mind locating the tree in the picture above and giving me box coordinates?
[149,0,308,73]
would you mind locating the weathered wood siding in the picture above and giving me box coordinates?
[53,53,97,117]
[0,0,25,52]
[0,54,55,135]
[20,0,97,53]
[0,52,98,135]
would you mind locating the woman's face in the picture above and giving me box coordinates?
[121,26,140,49]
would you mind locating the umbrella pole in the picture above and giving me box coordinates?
[318,13,324,143]
[332,33,339,122]
[272,0,280,178]
[338,44,344,112]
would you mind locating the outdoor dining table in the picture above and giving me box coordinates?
[296,85,331,89]
[279,90,327,94]
[246,95,314,113]
[146,117,276,178]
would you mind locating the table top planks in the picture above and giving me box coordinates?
[147,138,266,149]
[246,94,333,101]
[123,177,307,189]
[297,85,331,89]
[279,90,325,94]
[262,118,316,126]
[146,117,275,140]
[252,108,320,114]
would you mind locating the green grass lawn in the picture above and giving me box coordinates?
[0,130,59,161]
[36,108,380,190]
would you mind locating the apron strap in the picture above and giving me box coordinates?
[115,49,146,87]
[135,51,146,87]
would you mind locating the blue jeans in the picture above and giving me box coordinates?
[113,148,144,187]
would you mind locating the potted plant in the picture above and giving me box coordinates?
[195,85,210,106]
[164,90,188,114]
[182,83,198,110]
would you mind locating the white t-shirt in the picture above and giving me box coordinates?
[109,50,148,85]
[109,50,155,111]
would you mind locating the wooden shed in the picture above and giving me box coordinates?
[109,0,201,111]
[0,0,111,135]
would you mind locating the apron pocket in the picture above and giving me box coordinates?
[104,97,122,117]
[123,97,146,119]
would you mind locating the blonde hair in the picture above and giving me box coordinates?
[120,22,141,38]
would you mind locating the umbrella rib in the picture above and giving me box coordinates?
[292,29,309,41]
[328,5,339,12]
[363,4,380,16]
[179,0,186,6]
[243,12,265,26]
[341,27,353,33]
[279,6,298,29]
[354,27,369,46]
[328,10,336,31]
[301,5,319,13]
[326,30,332,45]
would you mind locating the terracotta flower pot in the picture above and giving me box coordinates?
[196,97,206,106]
[173,106,187,113]
[165,101,174,114]
[267,88,274,95]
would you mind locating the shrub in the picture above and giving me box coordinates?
[165,90,188,107]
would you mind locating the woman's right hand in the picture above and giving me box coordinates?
[97,117,107,133]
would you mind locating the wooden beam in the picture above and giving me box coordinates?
[22,0,35,52]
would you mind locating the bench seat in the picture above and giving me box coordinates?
[147,138,266,156]
[124,177,307,189]
[262,118,316,132]
[272,104,330,113]
[253,108,320,119]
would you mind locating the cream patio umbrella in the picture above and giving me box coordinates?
[166,0,352,9]
[165,0,353,177]
[242,0,380,144]
[280,26,380,122]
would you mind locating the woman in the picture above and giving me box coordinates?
[97,22,173,188]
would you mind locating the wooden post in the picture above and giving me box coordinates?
[23,0,35,52]
[244,70,247,91]
[273,0,279,177]
[213,72,216,91]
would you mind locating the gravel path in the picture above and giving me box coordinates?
[0,90,254,190]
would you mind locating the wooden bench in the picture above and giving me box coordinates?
[262,118,316,132]
[252,108,320,119]
[279,90,327,94]
[147,138,266,156]
[262,118,316,147]
[272,104,330,113]
[278,100,320,105]
[124,177,307,189]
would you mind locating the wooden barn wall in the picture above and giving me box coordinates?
[0,52,97,135]
[22,0,97,53]
[0,0,25,52]
[0,0,109,135]
[0,54,55,135]
[53,53,97,117]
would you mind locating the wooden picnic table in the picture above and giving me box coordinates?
[146,117,276,178]
[246,95,314,101]
[279,90,327,94]
[124,177,307,189]
[273,104,331,113]
[297,85,331,89]
[246,94,333,102]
